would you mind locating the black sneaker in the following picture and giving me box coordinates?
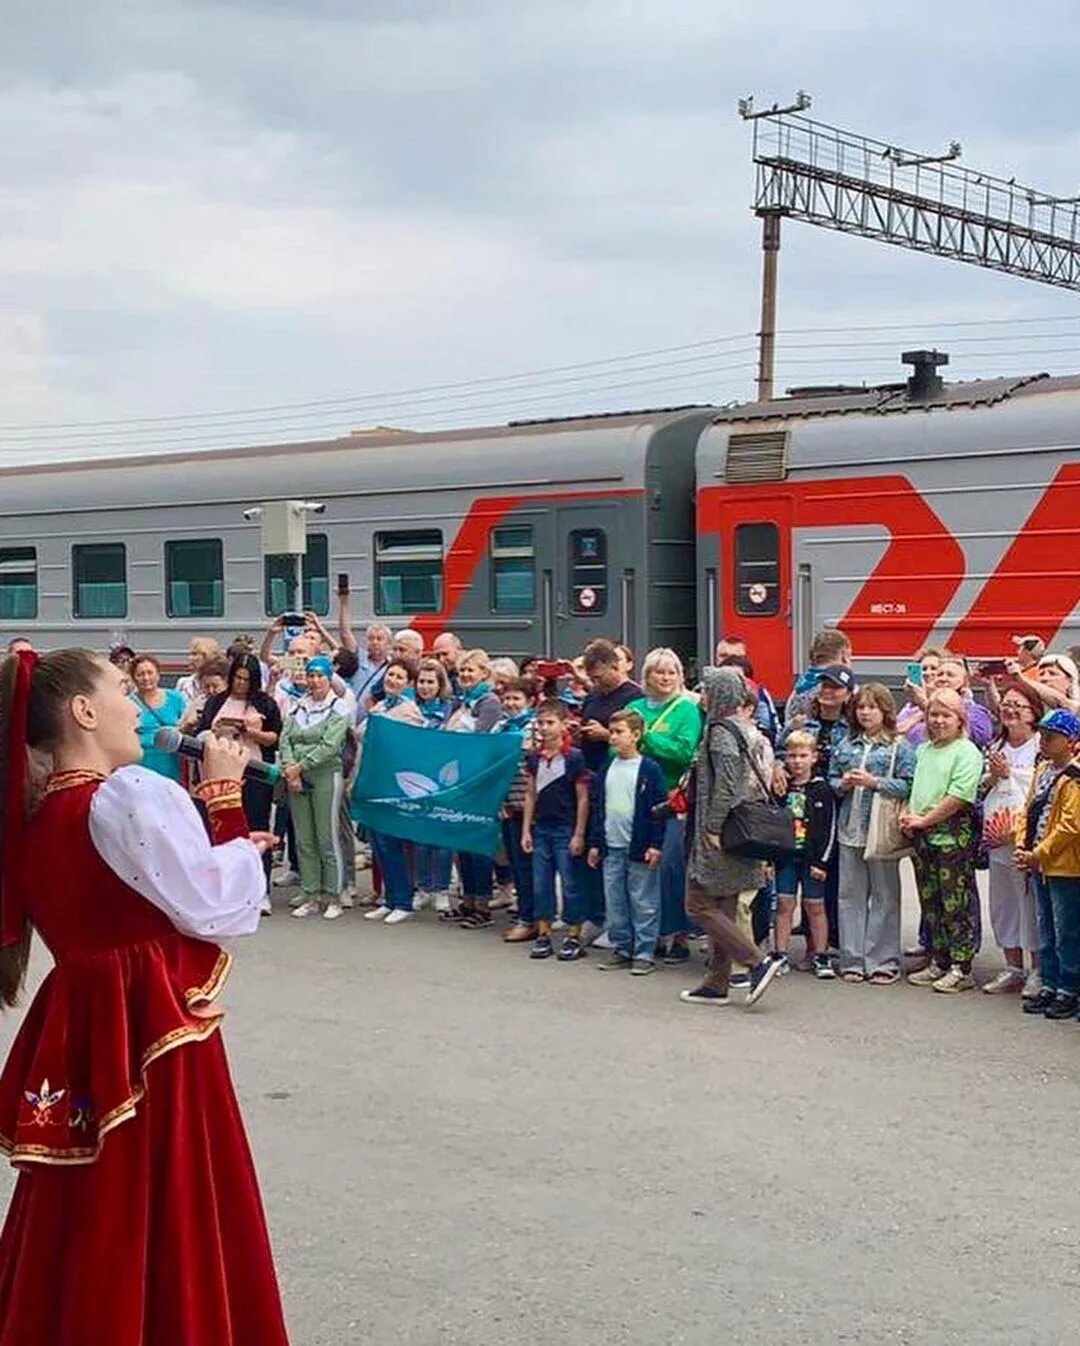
[597,952,632,970]
[557,936,587,962]
[813,954,837,981]
[1044,992,1079,1020]
[529,935,554,960]
[728,971,751,990]
[746,957,782,1007]
[663,942,691,964]
[459,910,494,930]
[1022,988,1056,1014]
[679,985,730,1006]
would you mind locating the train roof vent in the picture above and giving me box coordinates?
[724,430,788,483]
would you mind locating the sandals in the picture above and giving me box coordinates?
[868,968,901,986]
[840,971,865,984]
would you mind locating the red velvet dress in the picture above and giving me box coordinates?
[0,772,290,1345]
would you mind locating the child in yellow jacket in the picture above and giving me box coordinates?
[1015,710,1080,1018]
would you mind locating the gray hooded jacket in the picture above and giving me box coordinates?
[686,667,766,895]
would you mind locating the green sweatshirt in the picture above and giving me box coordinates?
[626,693,704,791]
[280,698,349,776]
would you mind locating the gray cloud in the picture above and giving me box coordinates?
[2,0,1079,452]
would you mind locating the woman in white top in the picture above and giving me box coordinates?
[980,678,1043,996]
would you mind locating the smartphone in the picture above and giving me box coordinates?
[905,662,923,686]
[280,611,305,628]
[337,572,350,596]
[978,659,1009,678]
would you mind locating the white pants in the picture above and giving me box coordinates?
[988,848,1038,951]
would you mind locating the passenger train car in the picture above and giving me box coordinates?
[0,408,713,668]
[2,354,1079,688]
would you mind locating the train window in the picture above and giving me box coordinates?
[374,529,443,615]
[0,546,37,621]
[72,543,127,619]
[165,539,224,619]
[568,528,607,616]
[490,525,535,613]
[264,533,329,617]
[734,522,780,616]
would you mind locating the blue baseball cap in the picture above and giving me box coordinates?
[1038,709,1080,740]
[306,655,334,679]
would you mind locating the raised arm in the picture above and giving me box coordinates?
[337,590,359,655]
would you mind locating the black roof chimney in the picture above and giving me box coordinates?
[902,349,949,401]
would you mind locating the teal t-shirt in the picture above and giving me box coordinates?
[133,688,187,781]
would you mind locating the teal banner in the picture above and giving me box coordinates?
[351,714,522,856]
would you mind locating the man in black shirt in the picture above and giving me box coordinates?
[578,639,643,774]
[576,640,643,940]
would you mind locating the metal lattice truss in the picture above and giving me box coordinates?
[748,112,1080,290]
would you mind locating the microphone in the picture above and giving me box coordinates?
[153,727,282,785]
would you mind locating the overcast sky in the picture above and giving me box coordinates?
[4,0,1080,455]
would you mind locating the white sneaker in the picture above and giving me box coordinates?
[384,909,416,926]
[288,891,307,909]
[1022,969,1043,999]
[591,931,615,951]
[291,899,319,919]
[339,891,355,910]
[273,869,301,887]
[414,889,432,911]
[433,890,452,914]
[551,917,567,932]
[933,965,975,994]
[364,905,390,921]
[260,893,273,916]
[323,902,344,921]
[982,968,1024,995]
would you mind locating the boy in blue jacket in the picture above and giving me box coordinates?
[586,709,667,973]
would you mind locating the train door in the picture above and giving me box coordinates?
[548,503,619,656]
[713,494,794,693]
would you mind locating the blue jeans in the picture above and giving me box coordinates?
[532,824,583,926]
[414,845,452,893]
[659,815,689,938]
[1036,875,1080,995]
[458,851,493,902]
[573,854,607,927]
[602,849,661,962]
[502,813,535,925]
[372,832,414,911]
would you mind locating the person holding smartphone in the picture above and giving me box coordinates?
[197,654,282,911]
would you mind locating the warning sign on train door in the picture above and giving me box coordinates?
[578,586,597,609]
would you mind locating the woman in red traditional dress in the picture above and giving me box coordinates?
[0,648,291,1345]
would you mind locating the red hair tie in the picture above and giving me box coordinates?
[1,650,38,947]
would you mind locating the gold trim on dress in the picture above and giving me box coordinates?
[0,949,234,1168]
[44,769,107,797]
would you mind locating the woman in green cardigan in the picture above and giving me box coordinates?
[627,648,704,962]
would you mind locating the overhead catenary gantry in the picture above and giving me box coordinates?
[739,95,1080,400]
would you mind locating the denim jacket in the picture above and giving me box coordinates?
[828,733,916,847]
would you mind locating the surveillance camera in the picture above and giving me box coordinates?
[242,507,263,522]
[297,500,326,515]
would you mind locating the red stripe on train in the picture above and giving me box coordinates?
[408,488,641,642]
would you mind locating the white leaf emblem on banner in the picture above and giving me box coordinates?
[395,771,440,799]
[439,760,460,787]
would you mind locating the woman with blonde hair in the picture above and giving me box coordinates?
[176,636,224,705]
[829,683,915,984]
[627,648,703,963]
[901,689,984,993]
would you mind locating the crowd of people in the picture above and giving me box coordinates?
[8,617,1080,1018]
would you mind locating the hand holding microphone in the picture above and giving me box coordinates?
[202,734,251,783]
[152,726,282,785]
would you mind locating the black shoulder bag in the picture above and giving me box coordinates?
[713,722,800,863]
